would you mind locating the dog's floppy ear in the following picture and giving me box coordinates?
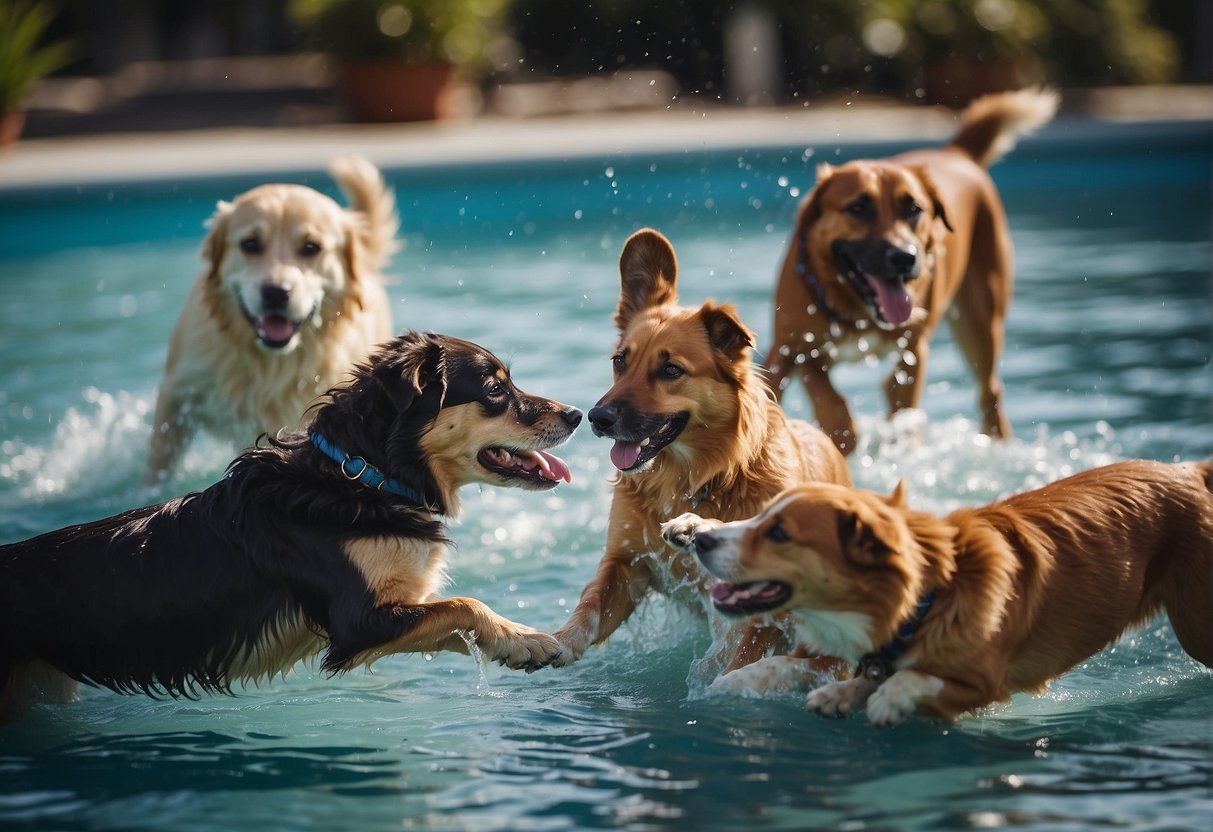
[909,165,953,233]
[796,163,836,228]
[837,506,895,566]
[200,200,234,283]
[372,332,445,413]
[699,301,755,362]
[615,228,678,330]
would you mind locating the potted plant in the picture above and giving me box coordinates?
[289,0,511,122]
[0,0,72,147]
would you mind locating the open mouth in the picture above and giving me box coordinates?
[478,446,573,490]
[708,579,792,616]
[607,412,689,472]
[833,250,915,327]
[252,313,301,349]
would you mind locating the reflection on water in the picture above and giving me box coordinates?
[0,125,1210,831]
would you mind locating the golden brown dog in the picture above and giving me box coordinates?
[551,229,850,673]
[146,156,397,482]
[662,459,1213,725]
[3,332,580,722]
[766,88,1059,454]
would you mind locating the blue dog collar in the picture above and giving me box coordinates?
[856,591,935,682]
[309,431,423,504]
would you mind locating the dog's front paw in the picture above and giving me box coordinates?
[806,677,876,719]
[660,513,714,550]
[864,670,941,727]
[483,624,563,672]
[548,623,589,668]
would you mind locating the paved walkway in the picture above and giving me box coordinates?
[1,86,1209,190]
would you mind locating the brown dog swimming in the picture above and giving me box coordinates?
[2,332,580,722]
[766,88,1058,454]
[552,229,849,675]
[662,459,1213,724]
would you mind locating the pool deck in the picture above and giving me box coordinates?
[1,85,1209,191]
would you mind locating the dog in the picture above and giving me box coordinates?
[765,88,1059,454]
[551,229,850,674]
[145,156,398,482]
[1,331,581,723]
[661,459,1213,725]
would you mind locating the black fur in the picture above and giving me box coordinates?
[0,330,575,715]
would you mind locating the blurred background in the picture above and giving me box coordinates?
[7,0,1211,140]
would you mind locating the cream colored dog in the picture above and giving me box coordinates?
[146,157,397,482]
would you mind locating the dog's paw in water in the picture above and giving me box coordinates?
[486,623,564,672]
[806,676,878,719]
[660,513,719,550]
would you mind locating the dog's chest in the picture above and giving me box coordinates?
[342,536,450,606]
[822,325,901,365]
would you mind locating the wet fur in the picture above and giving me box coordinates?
[146,156,397,482]
[1,332,580,723]
[552,229,850,673]
[766,88,1058,454]
[666,460,1213,724]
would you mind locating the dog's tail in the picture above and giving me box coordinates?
[948,87,1059,168]
[329,156,401,272]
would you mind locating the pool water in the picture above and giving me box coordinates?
[0,121,1210,831]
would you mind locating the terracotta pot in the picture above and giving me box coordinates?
[0,110,26,148]
[336,61,460,122]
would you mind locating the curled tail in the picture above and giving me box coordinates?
[328,156,400,272]
[948,87,1059,168]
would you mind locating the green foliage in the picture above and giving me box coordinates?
[0,0,72,113]
[289,0,509,74]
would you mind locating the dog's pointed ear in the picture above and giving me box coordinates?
[888,479,908,507]
[372,332,445,413]
[615,228,678,331]
[200,200,234,282]
[910,166,953,233]
[797,163,836,227]
[699,301,755,362]
[837,507,895,566]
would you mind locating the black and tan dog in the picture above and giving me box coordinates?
[766,88,1058,454]
[551,229,849,673]
[0,331,580,722]
[662,460,1213,725]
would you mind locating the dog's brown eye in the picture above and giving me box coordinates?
[239,237,263,255]
[767,520,790,543]
[905,200,923,220]
[846,198,875,221]
[611,354,626,372]
[485,381,507,399]
[658,362,684,380]
[300,240,322,257]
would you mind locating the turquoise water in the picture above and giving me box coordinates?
[1,121,1210,830]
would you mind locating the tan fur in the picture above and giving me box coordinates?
[146,156,397,482]
[671,460,1213,724]
[552,229,850,673]
[767,88,1058,454]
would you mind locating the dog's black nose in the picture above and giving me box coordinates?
[587,404,618,434]
[261,283,290,309]
[885,245,918,277]
[560,406,583,429]
[693,531,719,554]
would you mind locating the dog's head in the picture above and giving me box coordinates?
[587,229,756,475]
[798,160,952,329]
[667,483,927,659]
[311,331,581,514]
[201,164,390,353]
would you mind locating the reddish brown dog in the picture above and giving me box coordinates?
[766,88,1058,454]
[662,459,1213,725]
[551,229,850,674]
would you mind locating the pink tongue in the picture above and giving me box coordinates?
[708,582,735,602]
[257,314,295,343]
[867,276,914,325]
[610,441,642,471]
[532,450,573,483]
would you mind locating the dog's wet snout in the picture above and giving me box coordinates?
[559,406,583,429]
[261,282,291,309]
[587,404,619,434]
[885,244,918,278]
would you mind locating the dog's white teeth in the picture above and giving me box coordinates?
[640,437,651,448]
